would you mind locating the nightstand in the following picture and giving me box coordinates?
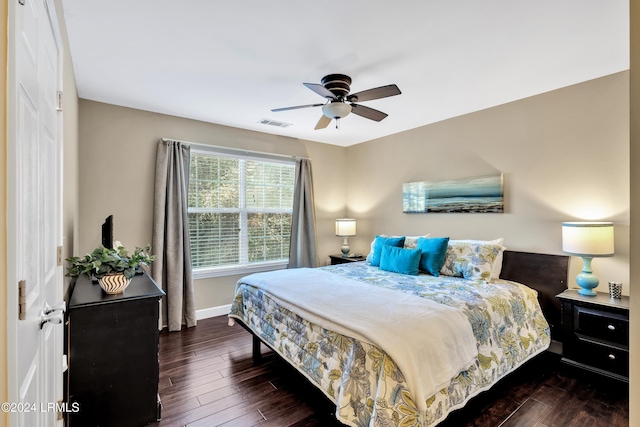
[556,289,629,382]
[329,254,366,265]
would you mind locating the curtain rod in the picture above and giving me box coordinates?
[161,138,310,161]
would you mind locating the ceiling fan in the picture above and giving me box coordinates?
[271,74,401,130]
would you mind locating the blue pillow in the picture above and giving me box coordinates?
[379,245,421,275]
[370,235,405,267]
[416,237,450,276]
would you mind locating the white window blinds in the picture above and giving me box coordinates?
[188,150,295,277]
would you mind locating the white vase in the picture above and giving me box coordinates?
[98,273,131,294]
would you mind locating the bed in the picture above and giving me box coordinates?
[228,243,568,427]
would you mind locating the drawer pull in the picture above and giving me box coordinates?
[608,354,616,361]
[607,324,616,331]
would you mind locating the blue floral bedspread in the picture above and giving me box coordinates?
[229,262,550,427]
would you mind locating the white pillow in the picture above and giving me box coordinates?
[444,238,505,280]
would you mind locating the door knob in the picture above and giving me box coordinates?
[44,301,66,314]
[39,301,66,329]
[39,311,63,329]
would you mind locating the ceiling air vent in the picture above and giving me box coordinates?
[259,118,292,128]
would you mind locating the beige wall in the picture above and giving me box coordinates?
[77,101,347,309]
[1,1,8,425]
[629,0,638,424]
[347,72,630,296]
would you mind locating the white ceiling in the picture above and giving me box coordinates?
[60,0,629,147]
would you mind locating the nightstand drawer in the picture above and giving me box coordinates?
[574,305,628,345]
[572,338,629,377]
[557,289,630,382]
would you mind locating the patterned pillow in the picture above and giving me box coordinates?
[403,235,430,250]
[447,238,505,279]
[440,241,505,282]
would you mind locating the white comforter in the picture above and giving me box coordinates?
[236,267,478,411]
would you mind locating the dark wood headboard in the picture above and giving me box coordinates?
[500,250,569,341]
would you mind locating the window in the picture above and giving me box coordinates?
[188,149,295,278]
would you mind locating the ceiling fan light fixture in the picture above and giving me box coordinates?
[272,74,401,130]
[322,102,351,119]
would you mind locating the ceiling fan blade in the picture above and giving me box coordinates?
[271,103,324,112]
[346,84,401,103]
[350,104,388,122]
[303,83,338,100]
[314,115,332,130]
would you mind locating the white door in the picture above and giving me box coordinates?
[7,0,64,426]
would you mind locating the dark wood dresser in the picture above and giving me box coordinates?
[557,289,629,382]
[67,271,165,426]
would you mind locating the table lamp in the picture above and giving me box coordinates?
[335,219,356,257]
[562,222,614,296]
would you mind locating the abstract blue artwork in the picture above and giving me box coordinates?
[403,174,504,213]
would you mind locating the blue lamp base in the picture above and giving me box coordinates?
[576,256,599,296]
[341,237,350,257]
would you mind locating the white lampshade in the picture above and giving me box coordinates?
[335,219,356,237]
[562,222,614,257]
[322,102,352,119]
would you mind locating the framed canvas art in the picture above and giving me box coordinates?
[403,174,503,213]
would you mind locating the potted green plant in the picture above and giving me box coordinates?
[66,244,156,294]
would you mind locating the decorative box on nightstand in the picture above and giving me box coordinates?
[556,289,629,382]
[329,254,366,265]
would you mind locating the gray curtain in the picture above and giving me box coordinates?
[152,139,196,331]
[288,158,319,268]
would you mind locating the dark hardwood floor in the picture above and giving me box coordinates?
[151,316,629,427]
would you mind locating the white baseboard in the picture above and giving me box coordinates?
[196,304,232,320]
